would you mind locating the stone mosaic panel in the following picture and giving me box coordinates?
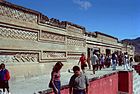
[0,26,38,41]
[0,53,38,63]
[67,56,79,60]
[67,52,81,60]
[41,31,65,42]
[67,38,84,46]
[0,5,37,23]
[42,51,66,59]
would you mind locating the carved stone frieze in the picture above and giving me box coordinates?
[0,52,38,63]
[0,26,38,41]
[41,31,65,42]
[0,5,37,23]
[67,52,81,60]
[42,51,66,59]
[67,57,79,60]
[67,38,84,46]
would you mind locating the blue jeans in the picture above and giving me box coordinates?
[53,81,61,94]
[73,89,86,94]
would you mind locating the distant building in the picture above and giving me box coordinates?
[0,1,134,81]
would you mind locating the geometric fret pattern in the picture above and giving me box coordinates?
[67,38,84,46]
[41,31,65,42]
[0,53,38,63]
[42,51,66,59]
[0,5,37,23]
[0,26,38,41]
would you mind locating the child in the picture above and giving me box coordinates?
[69,66,89,94]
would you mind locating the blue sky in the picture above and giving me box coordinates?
[7,0,140,40]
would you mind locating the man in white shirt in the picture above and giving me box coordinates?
[91,51,99,74]
[124,52,130,70]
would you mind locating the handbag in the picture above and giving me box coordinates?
[49,80,53,88]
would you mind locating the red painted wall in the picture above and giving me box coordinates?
[128,71,133,94]
[44,71,133,94]
[118,71,133,94]
[88,73,118,94]
[48,73,118,94]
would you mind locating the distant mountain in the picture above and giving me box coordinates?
[122,37,140,55]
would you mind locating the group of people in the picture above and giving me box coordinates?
[0,63,10,94]
[49,61,89,94]
[0,52,133,94]
[49,51,134,94]
[78,51,134,75]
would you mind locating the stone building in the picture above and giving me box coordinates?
[85,31,134,57]
[0,1,134,81]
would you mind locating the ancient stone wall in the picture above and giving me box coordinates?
[0,1,134,81]
[0,1,86,81]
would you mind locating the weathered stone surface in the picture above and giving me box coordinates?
[0,1,134,82]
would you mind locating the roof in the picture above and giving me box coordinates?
[0,0,40,15]
[95,31,118,40]
[0,0,85,30]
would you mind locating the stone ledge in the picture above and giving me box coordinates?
[38,71,118,94]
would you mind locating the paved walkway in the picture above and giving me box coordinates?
[9,66,130,94]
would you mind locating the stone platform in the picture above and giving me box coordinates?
[9,66,132,94]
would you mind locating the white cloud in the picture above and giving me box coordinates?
[73,0,92,10]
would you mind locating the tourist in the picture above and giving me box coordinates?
[112,52,117,70]
[78,53,87,73]
[118,53,123,66]
[0,63,10,94]
[123,52,130,70]
[0,64,2,92]
[49,61,63,94]
[100,54,105,70]
[105,54,111,68]
[129,57,133,69]
[69,66,89,94]
[87,56,91,70]
[96,52,100,71]
[91,51,99,74]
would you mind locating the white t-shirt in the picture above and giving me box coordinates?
[91,54,98,65]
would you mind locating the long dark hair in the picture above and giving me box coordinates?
[0,64,2,69]
[52,61,63,72]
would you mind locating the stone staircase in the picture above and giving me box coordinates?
[133,68,140,94]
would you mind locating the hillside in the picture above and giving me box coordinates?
[122,37,140,55]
